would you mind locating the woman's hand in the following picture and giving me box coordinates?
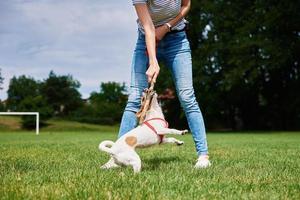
[146,60,160,83]
[155,24,169,41]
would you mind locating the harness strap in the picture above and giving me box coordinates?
[143,118,168,144]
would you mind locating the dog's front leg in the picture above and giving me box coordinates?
[162,137,184,145]
[158,128,188,135]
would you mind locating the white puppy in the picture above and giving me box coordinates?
[99,92,187,173]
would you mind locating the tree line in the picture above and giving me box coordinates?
[0,71,127,128]
[187,0,299,130]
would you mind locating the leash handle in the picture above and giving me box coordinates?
[137,79,156,124]
[149,79,155,91]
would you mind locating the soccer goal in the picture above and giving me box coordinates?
[0,112,39,135]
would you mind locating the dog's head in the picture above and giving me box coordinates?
[136,89,164,122]
[145,92,165,120]
[148,92,160,112]
[145,91,164,120]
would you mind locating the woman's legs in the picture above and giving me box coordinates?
[163,32,208,155]
[118,35,148,138]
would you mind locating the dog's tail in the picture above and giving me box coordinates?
[99,140,114,155]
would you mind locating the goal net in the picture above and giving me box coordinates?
[0,112,39,135]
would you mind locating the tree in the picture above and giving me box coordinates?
[0,69,4,110]
[0,68,3,90]
[90,82,127,124]
[90,82,127,104]
[7,75,40,111]
[41,71,82,116]
[73,82,127,125]
[19,96,53,129]
[6,75,52,128]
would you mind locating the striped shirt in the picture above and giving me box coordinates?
[132,0,186,32]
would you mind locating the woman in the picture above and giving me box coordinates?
[103,0,211,169]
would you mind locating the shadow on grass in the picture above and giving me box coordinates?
[143,156,181,171]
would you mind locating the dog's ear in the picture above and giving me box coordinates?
[136,88,155,123]
[136,106,143,118]
[140,95,145,105]
[136,94,146,118]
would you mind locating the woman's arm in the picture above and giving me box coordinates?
[156,0,191,41]
[168,0,191,29]
[134,4,160,83]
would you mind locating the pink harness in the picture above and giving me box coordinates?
[142,118,169,144]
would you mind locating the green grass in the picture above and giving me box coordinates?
[0,121,299,199]
[0,116,300,199]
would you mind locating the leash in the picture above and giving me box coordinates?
[136,79,155,125]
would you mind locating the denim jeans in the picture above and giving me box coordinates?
[118,30,208,155]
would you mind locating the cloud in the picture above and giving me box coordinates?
[0,0,139,100]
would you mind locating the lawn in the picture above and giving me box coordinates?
[0,124,299,199]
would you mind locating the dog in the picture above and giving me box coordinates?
[99,91,188,173]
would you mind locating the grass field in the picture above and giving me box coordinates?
[0,118,300,199]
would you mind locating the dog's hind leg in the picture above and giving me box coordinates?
[162,137,184,145]
[129,152,142,173]
[131,158,141,173]
[116,151,142,173]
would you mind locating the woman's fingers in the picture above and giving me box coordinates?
[146,70,154,83]
[146,66,160,83]
[152,71,159,83]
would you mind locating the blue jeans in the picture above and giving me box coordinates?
[118,30,208,155]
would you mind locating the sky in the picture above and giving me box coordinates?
[0,0,138,100]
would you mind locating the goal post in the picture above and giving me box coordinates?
[0,112,39,135]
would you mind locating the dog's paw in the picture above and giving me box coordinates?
[100,159,120,169]
[181,130,188,135]
[100,164,120,170]
[176,141,184,146]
